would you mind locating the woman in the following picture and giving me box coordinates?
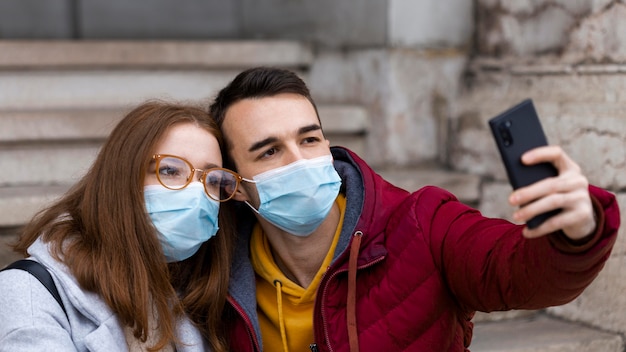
[0,101,242,351]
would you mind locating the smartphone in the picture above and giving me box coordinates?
[488,99,560,229]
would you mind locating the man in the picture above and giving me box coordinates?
[208,66,619,352]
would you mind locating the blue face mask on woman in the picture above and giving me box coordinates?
[244,154,342,236]
[144,182,219,262]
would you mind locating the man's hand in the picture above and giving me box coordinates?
[508,146,596,241]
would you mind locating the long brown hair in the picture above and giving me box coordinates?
[14,101,234,351]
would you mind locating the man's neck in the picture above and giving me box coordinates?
[260,204,340,288]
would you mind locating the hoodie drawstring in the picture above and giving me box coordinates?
[274,280,290,352]
[347,231,362,352]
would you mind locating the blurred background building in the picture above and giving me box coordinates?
[1,0,625,350]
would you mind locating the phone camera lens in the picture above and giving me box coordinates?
[499,122,513,147]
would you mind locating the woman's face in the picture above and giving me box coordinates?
[145,122,223,187]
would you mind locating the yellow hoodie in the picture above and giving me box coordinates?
[250,195,346,352]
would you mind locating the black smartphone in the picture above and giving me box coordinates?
[488,99,560,229]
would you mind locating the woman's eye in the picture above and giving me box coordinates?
[159,165,181,177]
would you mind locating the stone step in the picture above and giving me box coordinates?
[0,69,244,110]
[471,315,624,351]
[0,105,368,143]
[0,108,126,143]
[0,104,369,186]
[0,185,70,228]
[0,142,101,187]
[0,40,313,70]
[0,40,314,111]
[376,166,481,205]
[0,103,372,227]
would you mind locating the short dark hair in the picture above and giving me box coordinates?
[209,66,321,151]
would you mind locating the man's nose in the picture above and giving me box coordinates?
[283,145,305,164]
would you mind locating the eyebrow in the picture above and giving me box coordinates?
[247,124,322,153]
[151,156,219,171]
[201,162,220,170]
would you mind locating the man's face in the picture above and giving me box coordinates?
[222,93,331,204]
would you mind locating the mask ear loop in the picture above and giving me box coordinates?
[238,177,259,213]
[244,200,261,214]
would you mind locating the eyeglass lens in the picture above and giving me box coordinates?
[204,170,238,201]
[157,156,190,188]
[157,156,238,201]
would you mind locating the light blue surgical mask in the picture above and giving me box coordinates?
[144,182,219,262]
[244,154,342,236]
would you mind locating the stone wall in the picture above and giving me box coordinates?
[476,0,626,62]
[453,0,626,337]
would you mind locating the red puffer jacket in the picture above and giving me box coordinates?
[224,147,619,352]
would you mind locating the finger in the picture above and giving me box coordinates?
[522,203,594,240]
[518,187,594,240]
[510,172,587,207]
[509,177,556,207]
[521,146,580,174]
[513,192,563,223]
[522,217,557,239]
[513,183,590,221]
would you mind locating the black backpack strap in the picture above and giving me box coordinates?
[2,259,68,319]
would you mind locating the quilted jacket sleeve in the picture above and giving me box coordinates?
[420,184,619,312]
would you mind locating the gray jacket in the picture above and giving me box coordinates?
[0,238,208,351]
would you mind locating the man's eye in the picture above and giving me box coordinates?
[303,137,320,144]
[261,148,277,158]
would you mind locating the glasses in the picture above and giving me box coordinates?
[151,154,242,202]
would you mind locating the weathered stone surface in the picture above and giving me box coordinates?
[479,182,517,221]
[473,310,537,323]
[476,0,592,57]
[0,70,235,110]
[452,72,626,190]
[613,193,626,256]
[471,315,624,352]
[548,254,626,335]
[0,109,125,142]
[0,0,74,39]
[563,3,626,63]
[0,232,22,269]
[389,0,474,48]
[476,1,626,64]
[498,0,593,15]
[0,185,69,227]
[309,48,467,167]
[0,40,313,69]
[0,144,99,187]
[376,166,481,204]
[238,0,388,48]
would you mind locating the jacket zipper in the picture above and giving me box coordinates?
[316,231,385,352]
[227,296,262,352]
